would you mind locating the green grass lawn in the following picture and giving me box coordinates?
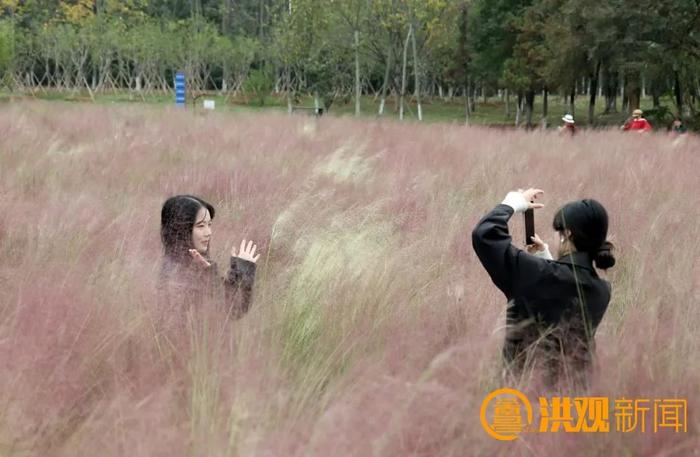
[0,88,679,129]
[325,93,669,127]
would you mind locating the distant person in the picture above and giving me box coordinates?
[159,195,260,321]
[472,188,615,388]
[558,114,577,136]
[670,118,687,135]
[621,109,652,132]
[669,118,689,147]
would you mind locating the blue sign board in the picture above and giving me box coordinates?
[175,72,186,107]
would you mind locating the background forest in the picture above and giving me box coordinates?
[1,0,700,127]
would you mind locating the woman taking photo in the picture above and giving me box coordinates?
[159,195,260,320]
[472,188,615,388]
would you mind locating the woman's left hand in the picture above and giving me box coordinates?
[233,239,261,263]
[526,233,553,260]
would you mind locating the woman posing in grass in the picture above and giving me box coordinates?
[472,188,615,388]
[159,195,260,320]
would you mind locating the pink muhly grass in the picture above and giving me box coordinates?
[0,101,698,456]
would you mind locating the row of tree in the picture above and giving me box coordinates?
[1,0,699,126]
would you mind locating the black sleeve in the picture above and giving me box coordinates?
[224,257,257,319]
[471,204,571,301]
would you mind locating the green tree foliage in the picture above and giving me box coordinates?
[470,0,533,89]
[243,67,273,105]
[0,20,15,82]
[0,0,698,125]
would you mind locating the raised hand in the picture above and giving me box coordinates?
[232,239,261,263]
[526,233,547,253]
[518,188,545,209]
[503,188,545,213]
[189,249,212,269]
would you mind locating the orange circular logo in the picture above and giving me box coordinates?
[480,388,533,441]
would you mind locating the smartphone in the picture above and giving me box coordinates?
[524,208,535,245]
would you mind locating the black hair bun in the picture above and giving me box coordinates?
[594,240,616,270]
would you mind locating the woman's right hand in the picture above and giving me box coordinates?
[502,188,544,213]
[520,188,545,209]
[189,249,212,268]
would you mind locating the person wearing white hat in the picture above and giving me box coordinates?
[558,114,577,136]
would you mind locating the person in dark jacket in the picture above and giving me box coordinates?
[472,188,615,388]
[159,195,260,321]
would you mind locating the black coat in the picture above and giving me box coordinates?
[472,204,611,386]
[159,255,256,320]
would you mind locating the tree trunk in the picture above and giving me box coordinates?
[650,74,662,108]
[399,24,411,121]
[621,74,628,112]
[569,86,575,117]
[542,87,548,128]
[588,61,600,125]
[470,85,476,112]
[83,75,95,102]
[620,73,624,98]
[286,67,293,114]
[505,88,510,119]
[378,45,393,116]
[354,30,361,116]
[603,67,618,114]
[674,71,684,115]
[524,90,535,128]
[464,84,470,125]
[626,71,641,111]
[410,22,422,121]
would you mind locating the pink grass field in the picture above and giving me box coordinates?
[0,101,698,456]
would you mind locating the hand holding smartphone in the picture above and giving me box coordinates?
[524,208,535,245]
[516,189,544,245]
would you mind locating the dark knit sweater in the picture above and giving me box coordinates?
[158,255,256,320]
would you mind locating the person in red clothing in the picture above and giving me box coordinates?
[621,109,653,132]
